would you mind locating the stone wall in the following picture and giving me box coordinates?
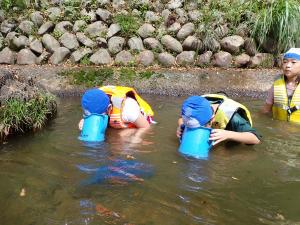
[0,0,277,68]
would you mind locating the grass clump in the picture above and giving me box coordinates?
[251,0,300,54]
[0,94,57,139]
[119,68,136,81]
[62,68,114,87]
[114,14,141,38]
[1,0,27,10]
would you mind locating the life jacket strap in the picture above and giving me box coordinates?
[274,103,300,115]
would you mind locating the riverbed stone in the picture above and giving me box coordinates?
[176,51,195,66]
[11,35,29,50]
[18,20,34,35]
[1,20,16,34]
[145,11,160,23]
[177,23,195,40]
[212,51,232,67]
[128,37,144,52]
[55,21,73,33]
[112,0,126,10]
[137,50,154,66]
[248,53,274,68]
[95,37,108,48]
[97,0,110,6]
[42,34,60,53]
[85,21,108,38]
[220,35,244,55]
[107,23,121,38]
[161,35,182,53]
[175,8,188,24]
[158,52,175,67]
[195,51,213,66]
[188,10,201,22]
[167,0,184,9]
[76,32,96,48]
[182,36,202,52]
[0,10,4,22]
[30,11,44,27]
[167,22,181,33]
[214,24,229,39]
[17,49,37,65]
[36,50,51,64]
[38,21,54,35]
[73,20,87,33]
[49,47,70,65]
[108,36,125,54]
[115,50,134,65]
[47,7,61,21]
[80,8,97,22]
[96,8,112,23]
[30,39,43,55]
[59,33,79,51]
[90,49,112,65]
[234,53,250,68]
[0,35,3,50]
[143,38,163,53]
[0,47,16,64]
[138,23,155,39]
[244,38,257,56]
[204,37,221,53]
[70,48,92,63]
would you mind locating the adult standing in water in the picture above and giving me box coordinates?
[261,48,300,123]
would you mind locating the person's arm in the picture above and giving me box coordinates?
[133,113,150,128]
[176,118,183,138]
[78,118,84,130]
[210,129,260,145]
[261,85,274,114]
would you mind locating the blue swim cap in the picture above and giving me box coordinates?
[81,88,110,115]
[181,96,213,127]
[283,48,300,61]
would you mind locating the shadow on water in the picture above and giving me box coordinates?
[0,96,299,225]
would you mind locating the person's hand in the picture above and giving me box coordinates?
[78,119,84,131]
[176,125,183,138]
[209,129,233,145]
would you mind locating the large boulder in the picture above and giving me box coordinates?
[0,47,16,64]
[212,51,232,67]
[30,11,44,27]
[107,23,121,38]
[195,51,213,67]
[158,52,175,67]
[30,39,43,55]
[55,21,73,33]
[115,50,134,65]
[143,38,163,53]
[96,8,112,23]
[177,23,195,40]
[182,36,203,52]
[18,21,34,35]
[85,21,108,38]
[220,35,244,55]
[138,23,155,39]
[42,34,60,53]
[90,49,112,65]
[108,36,125,54]
[59,33,79,51]
[234,53,251,68]
[1,20,16,34]
[176,51,196,66]
[137,50,155,66]
[161,35,182,53]
[128,37,144,52]
[49,47,70,64]
[17,49,37,65]
[76,32,96,48]
[38,21,54,35]
[70,48,92,63]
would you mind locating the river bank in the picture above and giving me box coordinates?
[0,64,280,99]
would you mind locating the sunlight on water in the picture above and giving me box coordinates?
[0,96,299,225]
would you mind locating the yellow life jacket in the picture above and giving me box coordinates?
[272,75,300,123]
[99,86,154,128]
[202,94,253,129]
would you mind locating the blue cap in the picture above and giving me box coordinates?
[181,96,213,127]
[81,89,110,115]
[283,48,300,61]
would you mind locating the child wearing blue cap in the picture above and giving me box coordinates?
[177,95,261,145]
[79,86,154,130]
[261,48,300,123]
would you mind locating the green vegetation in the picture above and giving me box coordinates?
[0,94,56,139]
[0,0,27,10]
[251,0,300,54]
[61,68,114,87]
[114,14,141,38]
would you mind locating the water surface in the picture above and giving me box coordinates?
[0,95,299,225]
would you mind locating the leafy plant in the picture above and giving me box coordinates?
[119,68,136,81]
[0,0,27,10]
[114,14,141,38]
[251,0,300,54]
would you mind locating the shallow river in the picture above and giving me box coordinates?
[0,95,299,225]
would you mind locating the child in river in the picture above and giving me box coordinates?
[261,48,300,123]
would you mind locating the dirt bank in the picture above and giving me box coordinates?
[0,65,280,99]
